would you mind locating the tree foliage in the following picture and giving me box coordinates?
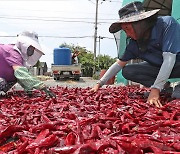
[60,43,116,77]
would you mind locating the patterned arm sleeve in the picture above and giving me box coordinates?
[14,66,45,91]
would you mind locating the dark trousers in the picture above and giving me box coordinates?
[122,62,180,87]
[0,78,17,92]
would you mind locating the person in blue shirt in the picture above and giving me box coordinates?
[91,1,180,108]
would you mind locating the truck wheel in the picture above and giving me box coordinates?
[54,76,60,80]
[74,76,80,81]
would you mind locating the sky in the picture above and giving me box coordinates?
[0,0,122,67]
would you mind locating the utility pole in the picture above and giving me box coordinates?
[98,36,104,67]
[93,0,99,74]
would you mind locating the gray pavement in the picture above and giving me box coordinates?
[12,77,124,91]
[44,77,98,88]
[12,77,125,91]
[12,77,99,90]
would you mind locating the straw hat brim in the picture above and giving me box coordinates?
[109,9,160,33]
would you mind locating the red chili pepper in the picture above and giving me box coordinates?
[26,134,58,150]
[65,132,77,145]
[41,114,52,123]
[146,146,164,154]
[30,122,58,133]
[0,139,20,152]
[121,122,136,133]
[26,129,49,149]
[0,86,179,153]
[73,144,97,154]
[16,140,28,154]
[50,145,80,154]
[75,119,84,144]
[173,142,180,151]
[0,125,26,139]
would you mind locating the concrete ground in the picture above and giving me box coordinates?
[12,77,124,91]
[12,77,99,90]
[43,77,99,88]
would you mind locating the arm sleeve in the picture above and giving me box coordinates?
[14,66,45,91]
[97,62,122,86]
[151,52,176,90]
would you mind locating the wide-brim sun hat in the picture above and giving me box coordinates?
[17,31,45,55]
[109,1,160,33]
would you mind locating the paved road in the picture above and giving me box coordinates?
[12,77,99,90]
[44,77,98,88]
[12,77,123,91]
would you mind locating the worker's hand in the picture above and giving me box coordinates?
[0,91,6,98]
[42,87,56,98]
[26,90,33,97]
[146,88,162,108]
[90,84,101,92]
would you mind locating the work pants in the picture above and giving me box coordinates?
[122,61,180,87]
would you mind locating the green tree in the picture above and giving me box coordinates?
[59,43,116,77]
[96,54,116,71]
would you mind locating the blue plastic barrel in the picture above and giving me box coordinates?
[53,47,72,65]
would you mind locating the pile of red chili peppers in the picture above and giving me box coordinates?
[0,85,179,154]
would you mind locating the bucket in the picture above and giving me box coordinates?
[53,47,72,65]
[100,69,115,85]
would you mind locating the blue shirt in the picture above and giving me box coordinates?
[120,16,180,67]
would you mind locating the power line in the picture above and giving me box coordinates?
[0,7,118,17]
[0,35,114,39]
[0,16,94,24]
[0,15,117,24]
[89,0,122,3]
[0,15,117,21]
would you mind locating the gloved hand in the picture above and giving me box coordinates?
[25,90,33,97]
[0,91,6,98]
[41,87,56,98]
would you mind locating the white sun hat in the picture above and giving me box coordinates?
[17,31,44,55]
[16,31,45,67]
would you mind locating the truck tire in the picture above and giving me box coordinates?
[54,76,60,81]
[74,75,80,81]
[56,77,60,80]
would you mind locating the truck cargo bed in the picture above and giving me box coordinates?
[51,64,81,80]
[51,64,81,71]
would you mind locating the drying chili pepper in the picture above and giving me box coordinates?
[30,121,62,133]
[65,132,77,145]
[0,86,179,153]
[173,142,180,151]
[26,134,58,150]
[50,145,80,153]
[0,125,26,139]
[0,139,20,152]
[16,140,29,154]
